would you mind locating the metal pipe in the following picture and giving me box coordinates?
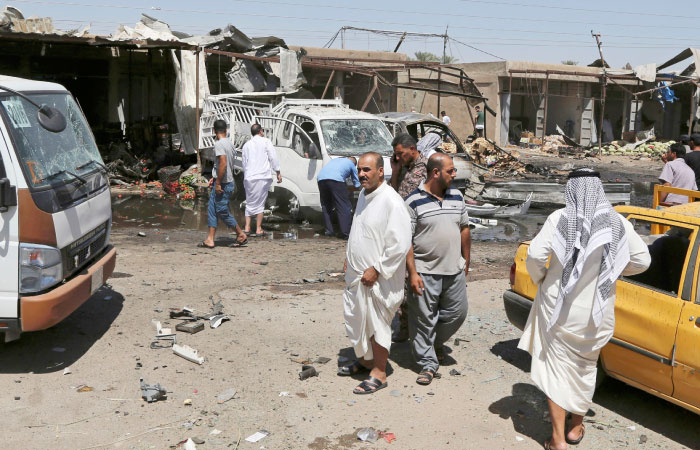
[321,70,335,99]
[542,73,549,141]
[195,49,201,173]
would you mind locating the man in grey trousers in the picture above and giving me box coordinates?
[404,153,470,385]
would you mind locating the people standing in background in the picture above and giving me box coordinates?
[602,115,614,143]
[441,110,451,127]
[200,120,248,249]
[474,105,485,137]
[317,157,360,239]
[683,133,700,189]
[242,123,282,237]
[659,143,696,205]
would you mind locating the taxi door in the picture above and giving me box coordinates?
[0,136,19,325]
[600,216,697,396]
[672,299,700,410]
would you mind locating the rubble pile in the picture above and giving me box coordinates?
[594,140,674,157]
[542,135,567,153]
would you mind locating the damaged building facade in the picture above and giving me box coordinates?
[400,55,700,148]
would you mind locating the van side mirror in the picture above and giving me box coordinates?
[0,178,17,212]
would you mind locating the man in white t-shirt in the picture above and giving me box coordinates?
[441,110,451,127]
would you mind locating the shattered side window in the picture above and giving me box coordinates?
[320,119,393,156]
[0,93,103,189]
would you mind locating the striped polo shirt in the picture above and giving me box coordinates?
[405,182,470,275]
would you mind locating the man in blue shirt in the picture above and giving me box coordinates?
[317,157,360,239]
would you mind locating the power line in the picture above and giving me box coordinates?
[8,0,700,32]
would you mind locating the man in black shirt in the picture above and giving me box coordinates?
[682,133,700,188]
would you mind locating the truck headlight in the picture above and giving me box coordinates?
[19,244,62,293]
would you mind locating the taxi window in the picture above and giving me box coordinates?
[623,218,696,297]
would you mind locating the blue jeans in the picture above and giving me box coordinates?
[207,182,238,229]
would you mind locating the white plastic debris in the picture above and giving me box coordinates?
[357,428,378,443]
[210,429,222,435]
[210,314,230,329]
[152,320,172,336]
[215,388,237,404]
[245,430,269,443]
[515,436,525,442]
[279,392,289,397]
[183,438,197,450]
[173,344,205,365]
[63,367,72,375]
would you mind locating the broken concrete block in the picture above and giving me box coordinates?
[176,321,204,334]
[173,344,205,365]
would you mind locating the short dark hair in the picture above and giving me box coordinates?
[670,142,686,158]
[360,152,383,169]
[691,133,700,146]
[441,110,446,115]
[251,123,262,136]
[475,105,481,110]
[426,153,447,173]
[391,133,417,149]
[679,134,690,144]
[213,119,227,133]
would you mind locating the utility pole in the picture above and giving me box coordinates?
[437,26,448,116]
[592,31,606,157]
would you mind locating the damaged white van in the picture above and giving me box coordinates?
[0,76,116,342]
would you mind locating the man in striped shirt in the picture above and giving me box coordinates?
[404,153,471,385]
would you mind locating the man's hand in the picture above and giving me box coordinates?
[277,172,283,184]
[215,183,223,195]
[661,153,668,163]
[208,178,214,188]
[390,154,401,172]
[409,272,424,295]
[360,266,379,287]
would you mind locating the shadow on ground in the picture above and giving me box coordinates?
[492,337,700,448]
[0,285,124,374]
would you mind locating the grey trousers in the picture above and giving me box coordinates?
[407,270,468,372]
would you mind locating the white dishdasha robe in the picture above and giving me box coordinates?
[344,181,412,360]
[518,209,650,414]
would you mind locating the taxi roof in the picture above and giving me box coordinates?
[616,202,700,225]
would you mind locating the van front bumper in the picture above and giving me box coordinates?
[503,289,533,331]
[20,245,117,332]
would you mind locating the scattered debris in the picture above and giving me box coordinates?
[76,385,93,393]
[379,431,396,443]
[314,357,331,365]
[245,430,269,443]
[210,429,222,435]
[140,378,167,403]
[279,391,289,397]
[183,438,197,450]
[357,428,378,443]
[449,369,461,376]
[215,388,237,404]
[170,307,195,319]
[176,321,204,334]
[173,344,205,365]
[639,434,648,444]
[299,364,318,381]
[209,314,229,329]
[137,231,146,237]
[184,398,193,406]
[515,436,525,442]
[63,367,72,375]
[191,437,205,445]
[152,319,172,336]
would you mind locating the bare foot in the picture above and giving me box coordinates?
[203,239,215,247]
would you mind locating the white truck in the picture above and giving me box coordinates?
[200,96,400,217]
[0,76,116,342]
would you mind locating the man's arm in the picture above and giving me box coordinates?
[658,181,672,202]
[215,155,226,194]
[406,247,424,295]
[461,226,471,277]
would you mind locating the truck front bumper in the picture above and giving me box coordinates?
[20,245,117,332]
[503,289,533,331]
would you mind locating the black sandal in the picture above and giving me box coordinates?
[566,424,585,445]
[416,369,440,385]
[337,360,371,377]
[198,242,215,249]
[353,376,387,395]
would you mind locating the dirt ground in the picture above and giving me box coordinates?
[2,226,699,450]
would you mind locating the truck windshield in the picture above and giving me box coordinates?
[320,119,393,156]
[0,92,103,189]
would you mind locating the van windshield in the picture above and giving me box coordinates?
[0,92,103,189]
[320,119,393,156]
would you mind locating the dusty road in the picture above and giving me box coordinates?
[2,227,698,449]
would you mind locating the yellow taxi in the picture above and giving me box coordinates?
[504,185,700,415]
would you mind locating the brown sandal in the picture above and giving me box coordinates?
[565,424,585,445]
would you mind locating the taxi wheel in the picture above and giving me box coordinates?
[595,358,608,389]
